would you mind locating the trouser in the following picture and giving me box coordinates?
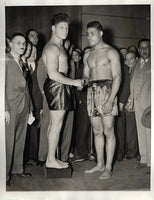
[74,103,91,157]
[115,111,125,159]
[6,104,29,180]
[60,111,74,161]
[124,109,139,157]
[115,109,139,159]
[134,100,151,166]
[38,100,49,162]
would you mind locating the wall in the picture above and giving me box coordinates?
[6,5,150,51]
[6,6,82,50]
[81,5,150,50]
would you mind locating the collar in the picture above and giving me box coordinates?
[140,57,149,63]
[10,52,20,63]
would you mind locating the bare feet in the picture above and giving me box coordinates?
[99,169,112,180]
[46,159,69,169]
[85,165,105,174]
[57,159,69,168]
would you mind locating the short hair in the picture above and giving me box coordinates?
[138,38,150,48]
[72,48,82,56]
[87,21,103,31]
[26,29,38,38]
[10,33,25,41]
[126,51,136,57]
[51,13,70,26]
[23,42,32,56]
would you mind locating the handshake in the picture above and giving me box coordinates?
[75,77,90,90]
[81,77,90,87]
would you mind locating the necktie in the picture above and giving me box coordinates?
[18,58,27,79]
[140,59,145,69]
[18,58,24,72]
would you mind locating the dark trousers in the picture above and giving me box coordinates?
[74,102,91,157]
[115,111,125,159]
[24,109,40,163]
[60,111,74,161]
[6,103,29,180]
[38,98,49,162]
[125,109,139,157]
[115,109,139,159]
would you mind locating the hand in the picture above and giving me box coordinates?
[5,111,10,125]
[82,77,89,86]
[73,79,83,87]
[119,103,124,112]
[102,100,113,114]
[125,102,133,112]
[28,112,35,125]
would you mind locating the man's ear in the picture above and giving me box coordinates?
[9,41,12,48]
[51,25,55,32]
[100,31,103,37]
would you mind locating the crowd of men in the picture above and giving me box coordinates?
[5,13,151,186]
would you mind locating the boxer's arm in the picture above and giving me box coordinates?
[82,50,90,85]
[102,48,121,113]
[44,45,82,87]
[107,48,121,103]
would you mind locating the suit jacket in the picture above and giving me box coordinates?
[5,53,31,113]
[74,62,87,106]
[118,64,130,105]
[37,58,48,110]
[130,57,151,110]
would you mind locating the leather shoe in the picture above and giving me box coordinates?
[117,157,123,162]
[124,155,134,160]
[6,180,11,186]
[24,163,33,167]
[11,172,32,178]
[88,154,96,162]
[134,162,147,168]
[37,160,45,166]
[71,156,88,164]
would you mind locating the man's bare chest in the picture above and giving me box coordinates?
[87,51,110,69]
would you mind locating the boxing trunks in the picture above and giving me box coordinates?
[44,75,75,110]
[87,79,118,117]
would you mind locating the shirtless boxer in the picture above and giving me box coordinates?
[41,13,83,169]
[83,21,121,179]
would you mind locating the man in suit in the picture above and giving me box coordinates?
[130,39,151,169]
[36,58,49,165]
[25,29,42,163]
[5,33,32,185]
[115,49,130,161]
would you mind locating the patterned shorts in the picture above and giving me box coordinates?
[87,80,118,117]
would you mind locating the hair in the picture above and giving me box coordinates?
[26,29,38,38]
[51,13,70,26]
[6,37,11,53]
[126,51,136,57]
[87,21,103,31]
[23,42,32,57]
[138,38,150,48]
[10,33,25,41]
[127,45,139,57]
[127,45,137,51]
[72,48,82,56]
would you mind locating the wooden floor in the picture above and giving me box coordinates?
[6,158,150,191]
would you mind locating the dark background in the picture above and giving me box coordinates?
[6,5,150,50]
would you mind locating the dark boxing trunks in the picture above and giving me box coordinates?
[87,79,118,117]
[44,76,75,110]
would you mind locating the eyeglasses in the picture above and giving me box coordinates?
[139,47,150,51]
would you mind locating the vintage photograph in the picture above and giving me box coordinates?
[1,1,152,199]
